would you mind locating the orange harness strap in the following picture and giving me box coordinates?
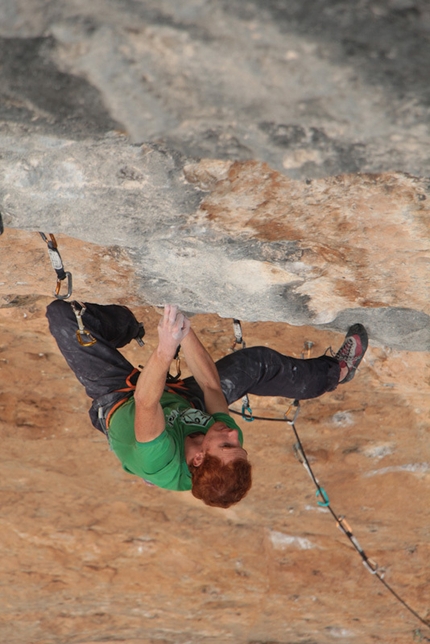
[114,367,140,393]
[105,371,197,430]
[106,396,132,428]
[104,368,140,429]
[165,380,196,407]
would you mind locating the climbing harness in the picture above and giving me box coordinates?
[228,319,430,633]
[39,232,73,300]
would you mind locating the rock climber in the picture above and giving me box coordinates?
[46,300,368,508]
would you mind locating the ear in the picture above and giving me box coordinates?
[192,450,205,468]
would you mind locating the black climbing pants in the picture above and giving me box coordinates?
[46,300,340,434]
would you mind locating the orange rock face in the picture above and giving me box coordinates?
[0,228,429,644]
[186,163,430,324]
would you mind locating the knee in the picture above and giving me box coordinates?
[46,299,74,329]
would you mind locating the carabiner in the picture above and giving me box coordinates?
[316,486,330,507]
[231,319,246,351]
[241,403,254,422]
[175,354,182,380]
[76,328,97,347]
[362,557,383,577]
[284,399,300,424]
[302,340,314,359]
[240,394,253,421]
[71,302,97,347]
[55,271,73,300]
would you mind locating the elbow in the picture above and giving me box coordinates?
[134,392,159,414]
[202,382,223,397]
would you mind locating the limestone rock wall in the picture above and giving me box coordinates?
[0,1,429,643]
[0,287,429,644]
[1,136,429,349]
[0,0,429,349]
[1,0,430,178]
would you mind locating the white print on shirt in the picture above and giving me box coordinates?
[180,409,212,427]
[166,409,180,427]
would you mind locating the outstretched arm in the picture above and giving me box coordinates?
[134,305,190,443]
[180,327,230,416]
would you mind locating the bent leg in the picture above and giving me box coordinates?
[46,300,140,401]
[214,346,340,404]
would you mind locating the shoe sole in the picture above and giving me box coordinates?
[339,323,368,383]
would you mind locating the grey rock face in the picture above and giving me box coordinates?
[0,0,429,178]
[0,36,121,138]
[319,308,430,353]
[0,132,203,244]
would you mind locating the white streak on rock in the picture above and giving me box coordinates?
[269,531,316,550]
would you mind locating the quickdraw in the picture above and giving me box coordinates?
[231,318,246,351]
[302,340,314,359]
[39,232,73,300]
[241,396,253,422]
[71,302,97,347]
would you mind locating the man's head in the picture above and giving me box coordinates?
[188,421,252,508]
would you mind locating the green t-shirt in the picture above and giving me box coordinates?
[108,391,243,491]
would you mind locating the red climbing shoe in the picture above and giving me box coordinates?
[334,323,368,384]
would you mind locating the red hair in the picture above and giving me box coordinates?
[189,454,252,508]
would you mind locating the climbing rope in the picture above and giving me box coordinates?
[228,319,430,633]
[39,232,73,299]
[290,400,430,631]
